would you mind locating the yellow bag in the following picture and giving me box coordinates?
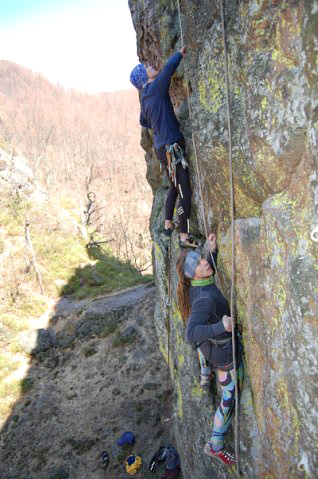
[125,454,142,475]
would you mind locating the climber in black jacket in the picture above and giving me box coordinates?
[176,233,244,466]
[130,47,197,248]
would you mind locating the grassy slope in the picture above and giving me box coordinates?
[0,193,152,425]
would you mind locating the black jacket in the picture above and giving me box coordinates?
[185,252,241,369]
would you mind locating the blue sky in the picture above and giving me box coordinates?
[0,0,139,92]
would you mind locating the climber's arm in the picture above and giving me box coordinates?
[186,297,226,344]
[156,49,184,93]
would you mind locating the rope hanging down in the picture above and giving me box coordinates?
[150,236,176,459]
[176,0,223,293]
[176,0,240,475]
[219,0,239,475]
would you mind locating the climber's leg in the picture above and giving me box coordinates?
[155,141,195,245]
[165,181,178,224]
[210,363,244,452]
[174,162,192,235]
[155,145,178,232]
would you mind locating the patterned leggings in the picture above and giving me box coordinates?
[211,363,244,451]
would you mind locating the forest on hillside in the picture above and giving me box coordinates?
[0,60,152,271]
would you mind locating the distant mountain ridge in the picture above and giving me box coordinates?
[0,59,133,97]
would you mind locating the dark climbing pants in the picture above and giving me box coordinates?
[210,363,244,451]
[155,141,192,234]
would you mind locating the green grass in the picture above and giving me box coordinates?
[99,323,117,337]
[0,196,31,236]
[0,138,16,155]
[32,233,89,297]
[18,295,48,318]
[0,379,21,424]
[59,196,77,211]
[0,353,20,383]
[0,187,153,428]
[0,295,48,335]
[0,314,29,334]
[0,236,4,254]
[116,443,134,461]
[0,375,35,425]
[82,344,98,357]
[1,195,153,302]
[112,333,136,348]
[61,246,153,299]
[20,377,34,394]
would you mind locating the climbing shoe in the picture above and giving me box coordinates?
[160,221,180,237]
[101,450,109,468]
[203,442,236,465]
[179,236,200,249]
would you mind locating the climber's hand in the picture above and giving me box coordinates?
[222,315,233,332]
[180,46,186,57]
[208,233,217,252]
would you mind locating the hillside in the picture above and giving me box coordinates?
[0,60,155,453]
[0,60,152,271]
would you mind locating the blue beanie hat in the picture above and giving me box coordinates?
[130,64,148,90]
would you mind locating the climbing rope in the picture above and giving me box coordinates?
[167,235,172,373]
[219,0,239,474]
[176,0,223,294]
[147,235,176,470]
[159,236,175,434]
[177,0,240,475]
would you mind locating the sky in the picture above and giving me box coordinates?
[0,0,139,93]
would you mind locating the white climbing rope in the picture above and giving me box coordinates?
[177,0,240,475]
[219,1,239,474]
[176,0,223,294]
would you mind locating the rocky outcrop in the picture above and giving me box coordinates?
[0,284,177,479]
[0,144,46,202]
[129,1,318,478]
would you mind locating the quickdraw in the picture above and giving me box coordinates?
[165,142,188,187]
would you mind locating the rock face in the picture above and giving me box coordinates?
[0,145,46,201]
[129,1,318,478]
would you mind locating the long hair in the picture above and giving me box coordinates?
[176,250,191,322]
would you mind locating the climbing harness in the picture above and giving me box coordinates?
[311,224,318,242]
[165,142,188,187]
[177,0,240,475]
[209,336,232,347]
